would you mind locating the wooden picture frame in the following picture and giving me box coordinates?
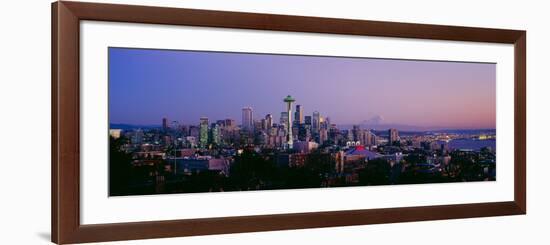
[51,1,526,244]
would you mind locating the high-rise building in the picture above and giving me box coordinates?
[294,104,303,126]
[280,112,288,126]
[312,111,320,133]
[360,130,376,147]
[283,95,296,147]
[199,117,209,148]
[319,128,328,145]
[210,123,220,145]
[162,117,168,130]
[216,120,226,127]
[265,114,273,130]
[260,119,267,130]
[298,124,311,142]
[352,125,363,142]
[329,124,339,144]
[253,120,263,132]
[346,130,354,141]
[305,116,312,125]
[170,120,179,130]
[242,107,253,131]
[388,128,399,145]
[224,118,235,129]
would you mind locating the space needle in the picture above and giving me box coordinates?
[283,95,295,148]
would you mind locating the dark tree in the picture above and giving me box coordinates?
[403,151,426,165]
[229,149,277,190]
[109,136,133,196]
[358,159,391,185]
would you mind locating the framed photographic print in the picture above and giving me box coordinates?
[52,1,526,244]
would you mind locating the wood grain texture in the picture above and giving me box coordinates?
[51,1,527,244]
[61,1,524,43]
[51,2,58,243]
[514,32,527,213]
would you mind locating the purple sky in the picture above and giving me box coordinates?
[109,47,496,129]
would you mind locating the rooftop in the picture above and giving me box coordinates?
[345,146,382,159]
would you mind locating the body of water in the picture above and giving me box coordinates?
[448,138,496,151]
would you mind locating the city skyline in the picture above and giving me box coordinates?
[109,47,496,129]
[108,47,497,196]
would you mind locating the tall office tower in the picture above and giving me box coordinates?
[283,95,296,147]
[224,118,235,129]
[352,125,363,142]
[242,107,253,131]
[298,124,311,142]
[388,128,399,145]
[162,117,168,130]
[346,130,354,141]
[210,123,220,145]
[170,120,179,130]
[265,114,273,130]
[319,116,328,130]
[294,104,303,126]
[216,120,226,127]
[319,128,328,145]
[312,111,320,133]
[260,119,267,130]
[199,117,209,148]
[254,120,263,132]
[280,112,288,127]
[362,130,370,146]
[305,116,312,126]
[329,124,339,144]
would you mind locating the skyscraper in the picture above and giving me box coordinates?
[298,124,311,142]
[224,118,235,129]
[312,111,320,133]
[170,120,179,130]
[199,117,209,148]
[305,116,312,125]
[319,128,328,145]
[294,104,303,126]
[210,123,220,145]
[280,112,288,127]
[162,117,168,131]
[260,119,267,130]
[284,95,296,147]
[242,107,253,131]
[388,128,399,145]
[265,114,273,130]
[352,125,362,142]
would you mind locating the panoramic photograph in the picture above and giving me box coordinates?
[108,47,496,197]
